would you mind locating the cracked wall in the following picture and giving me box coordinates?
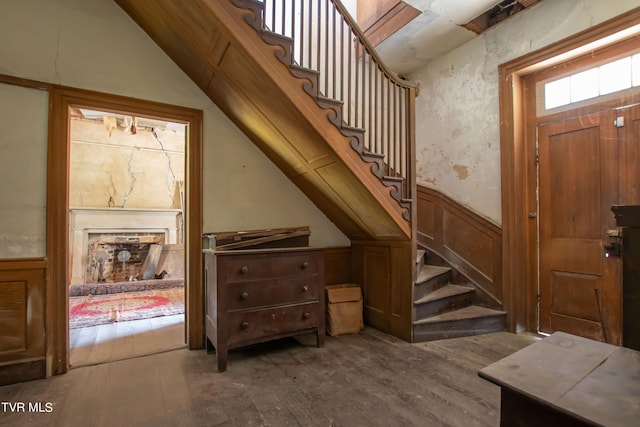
[69,118,185,210]
[411,0,640,224]
[0,0,350,254]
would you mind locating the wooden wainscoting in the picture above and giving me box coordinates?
[417,186,503,308]
[0,259,47,385]
[352,240,413,341]
[324,247,353,285]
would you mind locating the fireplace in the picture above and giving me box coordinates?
[70,208,182,285]
[87,232,165,283]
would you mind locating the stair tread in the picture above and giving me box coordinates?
[416,249,426,264]
[413,305,505,325]
[416,265,451,283]
[414,284,474,305]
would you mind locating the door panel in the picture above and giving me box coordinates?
[549,239,603,274]
[361,246,390,331]
[551,272,601,321]
[538,110,621,343]
[0,261,46,385]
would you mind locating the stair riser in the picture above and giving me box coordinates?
[413,315,506,343]
[414,293,475,320]
[414,274,451,300]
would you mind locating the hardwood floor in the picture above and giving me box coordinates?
[1,329,538,426]
[69,314,186,367]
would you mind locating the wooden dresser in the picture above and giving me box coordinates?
[204,247,325,372]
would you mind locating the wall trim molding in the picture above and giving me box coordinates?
[0,74,50,91]
[0,258,47,271]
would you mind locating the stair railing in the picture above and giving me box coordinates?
[254,0,416,215]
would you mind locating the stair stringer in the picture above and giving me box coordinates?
[230,0,412,221]
[114,0,413,239]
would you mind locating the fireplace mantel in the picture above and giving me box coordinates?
[69,208,182,285]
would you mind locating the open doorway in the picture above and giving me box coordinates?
[67,108,187,366]
[45,86,204,377]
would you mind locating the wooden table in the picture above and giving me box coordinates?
[478,331,640,426]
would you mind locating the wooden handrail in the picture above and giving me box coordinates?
[242,0,416,217]
[331,0,416,91]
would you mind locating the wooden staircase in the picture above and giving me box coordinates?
[114,0,506,342]
[115,0,414,242]
[235,0,413,219]
[413,249,506,342]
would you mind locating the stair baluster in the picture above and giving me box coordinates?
[234,0,416,220]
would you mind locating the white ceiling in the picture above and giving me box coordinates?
[373,0,503,76]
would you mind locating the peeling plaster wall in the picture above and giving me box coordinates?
[411,0,640,224]
[0,0,350,254]
[70,120,185,209]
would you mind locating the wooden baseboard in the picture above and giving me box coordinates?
[0,358,46,386]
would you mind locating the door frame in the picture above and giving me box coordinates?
[498,7,640,333]
[47,86,203,376]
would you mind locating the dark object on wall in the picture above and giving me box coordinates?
[612,205,640,351]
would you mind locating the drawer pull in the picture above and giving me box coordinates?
[302,285,309,292]
[241,321,249,329]
[240,292,249,300]
[302,312,310,320]
[301,261,309,269]
[240,266,249,274]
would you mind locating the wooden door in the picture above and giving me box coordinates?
[360,245,391,332]
[538,109,622,343]
[620,104,640,205]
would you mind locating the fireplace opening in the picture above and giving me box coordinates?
[87,232,165,283]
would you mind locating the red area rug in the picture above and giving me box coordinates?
[69,287,184,329]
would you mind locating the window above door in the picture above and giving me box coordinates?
[544,52,640,110]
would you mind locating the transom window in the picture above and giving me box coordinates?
[544,53,640,110]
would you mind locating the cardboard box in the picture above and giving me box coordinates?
[325,284,364,336]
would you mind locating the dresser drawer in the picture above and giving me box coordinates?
[226,276,320,310]
[227,303,321,346]
[220,252,320,284]
[204,247,325,372]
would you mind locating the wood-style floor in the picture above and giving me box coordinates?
[1,329,538,427]
[69,313,186,367]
